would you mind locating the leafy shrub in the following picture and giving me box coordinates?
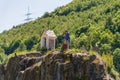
[113,48,120,72]
[78,33,88,49]
[82,1,97,11]
[110,68,119,80]
[101,53,119,80]
[102,54,113,70]
[100,44,112,54]
[3,40,20,55]
[40,47,47,52]
[42,12,50,18]
[0,47,8,64]
[17,42,26,51]
[75,4,81,12]
[75,26,88,37]
[56,35,63,47]
[113,33,120,49]
[0,53,8,64]
[25,36,38,50]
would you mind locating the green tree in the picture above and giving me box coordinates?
[25,36,38,50]
[3,40,20,54]
[0,47,8,64]
[100,44,112,54]
[100,30,114,44]
[42,12,50,18]
[79,33,88,49]
[17,42,26,51]
[113,32,120,49]
[113,48,120,72]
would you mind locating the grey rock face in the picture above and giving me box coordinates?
[0,51,115,80]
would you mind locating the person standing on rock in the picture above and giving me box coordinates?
[62,30,70,51]
[62,31,67,51]
[65,30,70,49]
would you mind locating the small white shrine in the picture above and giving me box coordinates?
[41,30,56,50]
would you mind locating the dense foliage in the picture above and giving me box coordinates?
[0,0,120,74]
[113,48,120,72]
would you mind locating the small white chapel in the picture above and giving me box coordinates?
[41,30,56,50]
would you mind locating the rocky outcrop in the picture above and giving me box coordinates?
[0,51,114,80]
[0,65,5,80]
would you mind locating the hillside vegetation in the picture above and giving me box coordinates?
[0,0,120,77]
